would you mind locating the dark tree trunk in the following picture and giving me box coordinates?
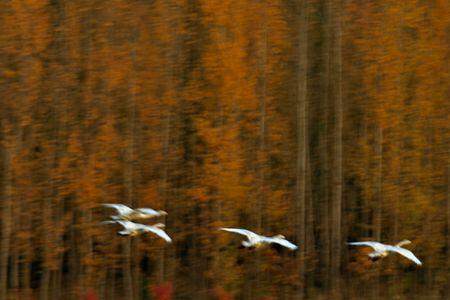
[296,0,309,298]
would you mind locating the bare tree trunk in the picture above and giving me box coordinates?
[257,2,268,236]
[306,147,315,262]
[447,147,450,298]
[0,144,12,300]
[40,156,55,300]
[105,267,116,300]
[164,0,182,287]
[331,0,343,296]
[40,270,51,300]
[123,166,135,300]
[374,127,383,241]
[122,121,135,300]
[123,27,138,299]
[321,0,332,292]
[11,204,19,296]
[373,126,382,300]
[159,9,176,277]
[20,65,33,300]
[256,2,268,298]
[23,199,32,300]
[296,0,309,298]
[86,209,94,292]
[159,111,171,283]
[69,212,78,300]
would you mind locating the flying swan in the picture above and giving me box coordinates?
[348,240,422,265]
[102,203,167,221]
[103,220,172,242]
[219,228,298,250]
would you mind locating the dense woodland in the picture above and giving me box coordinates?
[0,0,449,299]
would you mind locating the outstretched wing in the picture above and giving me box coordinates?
[145,226,172,243]
[101,220,117,225]
[386,246,422,265]
[136,208,160,216]
[102,203,133,215]
[101,220,135,230]
[220,228,260,240]
[268,237,298,251]
[348,241,384,252]
[107,220,139,230]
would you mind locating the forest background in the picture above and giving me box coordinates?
[0,0,449,299]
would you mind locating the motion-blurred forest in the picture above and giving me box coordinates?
[0,0,449,299]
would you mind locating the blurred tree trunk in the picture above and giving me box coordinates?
[69,213,77,300]
[296,0,309,298]
[23,169,32,300]
[123,71,137,300]
[447,147,450,298]
[331,0,343,296]
[123,22,139,298]
[55,2,68,297]
[40,206,50,300]
[165,1,182,285]
[0,142,12,300]
[373,126,382,300]
[11,186,18,295]
[159,110,171,283]
[159,2,176,281]
[40,136,56,300]
[256,2,268,298]
[122,147,135,300]
[320,0,331,292]
[257,3,268,235]
[20,62,33,299]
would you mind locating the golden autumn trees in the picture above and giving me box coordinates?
[0,0,449,299]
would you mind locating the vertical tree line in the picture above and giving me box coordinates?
[0,0,448,299]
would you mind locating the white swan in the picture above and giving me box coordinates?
[220,228,298,250]
[103,220,172,242]
[348,240,422,265]
[102,203,167,221]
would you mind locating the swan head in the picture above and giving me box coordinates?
[273,234,286,239]
[396,240,411,247]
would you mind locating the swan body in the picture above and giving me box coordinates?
[348,240,422,265]
[220,228,298,251]
[103,220,172,242]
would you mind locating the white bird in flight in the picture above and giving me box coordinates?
[103,220,172,242]
[219,228,298,251]
[102,203,167,221]
[348,240,422,265]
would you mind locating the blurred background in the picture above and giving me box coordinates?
[0,0,449,299]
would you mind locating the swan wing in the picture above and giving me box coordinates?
[268,237,298,250]
[102,203,133,215]
[136,208,160,216]
[101,220,117,225]
[115,220,139,230]
[348,241,385,252]
[386,246,422,265]
[145,226,172,243]
[220,228,260,240]
[101,220,135,230]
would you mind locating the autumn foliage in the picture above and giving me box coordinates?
[0,0,448,299]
